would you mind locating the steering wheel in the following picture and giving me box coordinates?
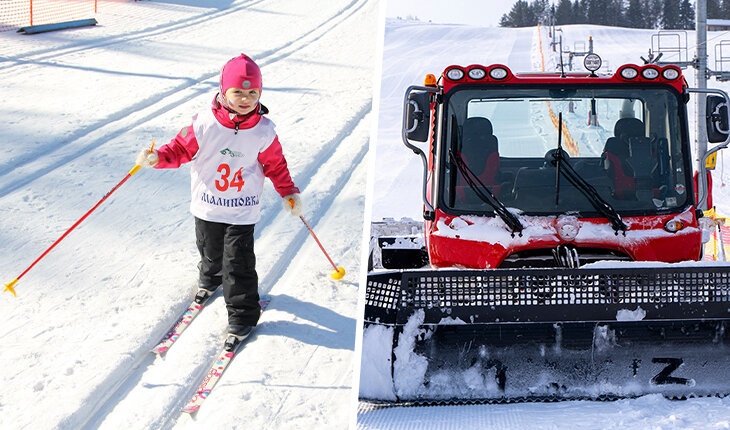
[544,148,570,167]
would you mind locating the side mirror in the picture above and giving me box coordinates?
[706,95,729,143]
[404,91,430,142]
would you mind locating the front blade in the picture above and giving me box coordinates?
[363,266,730,403]
[392,319,730,402]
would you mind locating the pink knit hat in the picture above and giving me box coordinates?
[219,54,262,95]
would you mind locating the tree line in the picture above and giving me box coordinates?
[500,0,730,30]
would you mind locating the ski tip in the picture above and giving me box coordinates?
[181,405,200,414]
[151,346,168,355]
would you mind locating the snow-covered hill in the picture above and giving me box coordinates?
[0,1,378,429]
[359,18,730,430]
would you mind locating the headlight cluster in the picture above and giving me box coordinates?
[617,65,681,81]
[444,65,510,82]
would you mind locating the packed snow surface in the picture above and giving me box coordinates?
[0,1,377,429]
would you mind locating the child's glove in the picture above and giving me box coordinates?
[282,194,303,216]
[136,147,159,167]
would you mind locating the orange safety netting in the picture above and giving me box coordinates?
[703,208,730,261]
[0,0,135,33]
[537,24,580,156]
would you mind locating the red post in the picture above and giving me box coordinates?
[29,0,33,26]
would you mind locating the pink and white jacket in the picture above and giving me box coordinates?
[154,96,299,225]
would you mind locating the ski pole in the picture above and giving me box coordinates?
[288,198,345,280]
[3,142,154,297]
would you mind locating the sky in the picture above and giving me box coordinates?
[386,0,529,27]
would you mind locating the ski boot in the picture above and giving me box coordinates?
[224,325,254,352]
[194,281,220,304]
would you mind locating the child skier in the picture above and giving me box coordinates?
[135,53,302,347]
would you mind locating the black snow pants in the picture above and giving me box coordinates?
[195,217,261,326]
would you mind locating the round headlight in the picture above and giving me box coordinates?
[468,67,487,80]
[584,53,602,72]
[489,67,508,80]
[664,219,684,233]
[662,68,680,80]
[446,68,465,81]
[641,68,660,79]
[619,67,639,79]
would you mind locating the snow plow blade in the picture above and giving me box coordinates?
[362,266,730,403]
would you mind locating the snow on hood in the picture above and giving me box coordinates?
[433,211,701,248]
[434,212,555,247]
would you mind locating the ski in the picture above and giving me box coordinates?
[152,287,220,355]
[181,296,270,414]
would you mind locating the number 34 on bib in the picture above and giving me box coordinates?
[215,163,245,192]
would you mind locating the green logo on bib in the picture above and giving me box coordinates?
[220,148,244,157]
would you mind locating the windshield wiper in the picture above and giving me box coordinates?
[552,112,627,233]
[449,149,523,235]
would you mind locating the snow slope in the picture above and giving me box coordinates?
[0,1,378,429]
[372,22,535,220]
[359,19,730,429]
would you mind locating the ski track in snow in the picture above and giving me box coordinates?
[0,0,365,198]
[0,0,376,429]
[0,1,271,73]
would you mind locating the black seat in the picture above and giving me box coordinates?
[602,118,656,200]
[451,117,503,205]
[459,117,499,184]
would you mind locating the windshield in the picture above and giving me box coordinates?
[441,86,691,216]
